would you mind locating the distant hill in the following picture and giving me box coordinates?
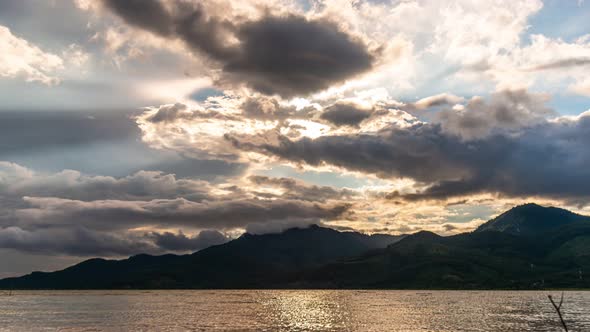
[475,203,590,236]
[0,225,402,289]
[2,203,590,289]
[305,204,590,289]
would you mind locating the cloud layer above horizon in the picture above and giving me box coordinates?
[0,0,589,276]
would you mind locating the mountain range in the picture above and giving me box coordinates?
[2,203,590,289]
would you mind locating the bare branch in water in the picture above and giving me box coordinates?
[548,293,569,332]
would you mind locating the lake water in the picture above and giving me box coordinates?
[0,290,589,331]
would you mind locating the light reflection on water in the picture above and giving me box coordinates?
[0,290,589,331]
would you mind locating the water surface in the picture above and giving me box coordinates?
[0,290,588,331]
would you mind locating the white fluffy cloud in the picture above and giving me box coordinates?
[430,0,543,66]
[0,25,63,85]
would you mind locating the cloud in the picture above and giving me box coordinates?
[479,33,590,90]
[228,122,467,183]
[223,15,375,97]
[147,229,229,251]
[433,0,543,66]
[319,102,375,127]
[404,93,464,112]
[0,226,230,256]
[0,161,213,202]
[0,110,246,181]
[406,113,590,201]
[142,102,241,124]
[101,0,375,97]
[17,196,351,232]
[0,162,351,231]
[226,91,590,202]
[132,89,590,206]
[143,103,195,123]
[240,96,302,121]
[248,175,357,201]
[570,78,590,97]
[528,57,590,71]
[0,25,63,85]
[0,226,155,256]
[102,0,175,37]
[0,161,355,256]
[134,93,414,163]
[245,219,321,235]
[434,89,553,140]
[136,99,275,161]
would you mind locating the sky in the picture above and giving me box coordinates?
[1,0,590,277]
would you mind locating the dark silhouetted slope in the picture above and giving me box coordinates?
[304,205,590,289]
[475,203,589,236]
[0,225,402,289]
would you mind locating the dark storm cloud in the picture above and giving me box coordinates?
[0,226,229,256]
[319,102,374,127]
[228,123,471,182]
[101,0,375,96]
[148,229,229,251]
[103,0,236,59]
[228,108,590,202]
[223,15,375,97]
[102,0,175,36]
[0,226,155,256]
[3,195,347,256]
[17,196,351,232]
[406,114,590,201]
